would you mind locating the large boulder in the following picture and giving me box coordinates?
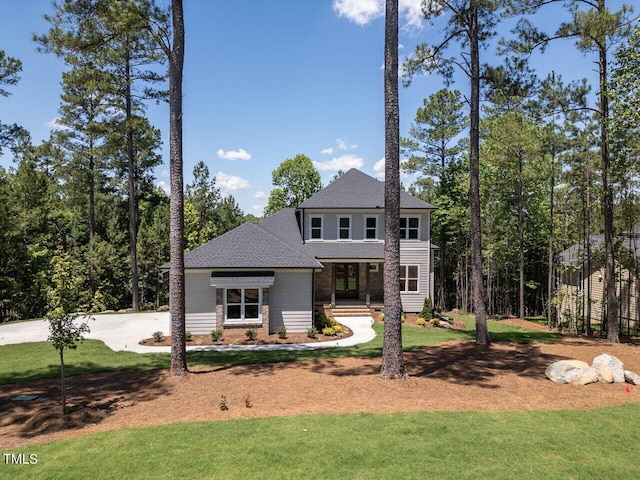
[545,360,598,385]
[592,354,625,383]
[597,367,614,384]
[625,370,640,386]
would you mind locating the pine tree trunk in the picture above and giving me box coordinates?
[547,153,555,329]
[380,0,404,379]
[169,0,188,375]
[518,151,525,320]
[469,2,489,345]
[599,34,618,342]
[89,150,96,243]
[125,53,140,312]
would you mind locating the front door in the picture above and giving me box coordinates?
[335,263,359,300]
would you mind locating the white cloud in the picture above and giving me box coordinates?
[314,154,364,172]
[217,148,251,161]
[373,157,386,179]
[44,118,71,131]
[323,138,357,155]
[254,190,265,198]
[337,138,358,150]
[332,0,424,30]
[373,157,412,180]
[333,0,382,26]
[400,0,426,30]
[216,171,251,191]
[156,180,171,195]
[250,204,265,214]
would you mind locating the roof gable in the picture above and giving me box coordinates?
[298,168,434,209]
[178,216,321,269]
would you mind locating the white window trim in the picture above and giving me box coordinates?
[337,214,352,241]
[400,265,420,293]
[400,216,421,241]
[224,287,263,324]
[308,214,324,241]
[364,215,379,241]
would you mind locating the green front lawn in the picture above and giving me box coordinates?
[0,319,560,386]
[5,405,640,479]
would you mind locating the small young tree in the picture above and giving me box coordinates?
[47,249,91,416]
[47,308,90,416]
[420,297,433,322]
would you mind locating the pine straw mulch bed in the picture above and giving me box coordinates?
[2,319,640,449]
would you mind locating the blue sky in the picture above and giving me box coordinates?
[0,0,630,216]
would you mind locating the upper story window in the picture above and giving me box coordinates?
[309,215,323,240]
[338,215,352,240]
[364,216,378,240]
[400,216,420,240]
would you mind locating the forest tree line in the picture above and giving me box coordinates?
[0,0,252,322]
[1,0,640,333]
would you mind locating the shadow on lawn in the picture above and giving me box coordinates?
[405,341,571,388]
[0,367,169,440]
[188,326,564,385]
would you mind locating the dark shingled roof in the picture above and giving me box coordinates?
[298,168,435,209]
[168,210,322,269]
[163,169,437,270]
[556,235,640,267]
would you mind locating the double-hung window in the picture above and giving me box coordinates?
[226,288,261,322]
[400,217,420,240]
[399,265,419,293]
[364,216,378,240]
[309,215,323,240]
[337,215,351,240]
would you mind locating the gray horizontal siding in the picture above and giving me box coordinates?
[400,244,431,312]
[184,270,217,334]
[185,270,216,314]
[305,210,432,242]
[186,312,218,335]
[269,269,314,333]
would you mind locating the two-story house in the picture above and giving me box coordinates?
[175,168,436,335]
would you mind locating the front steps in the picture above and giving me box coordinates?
[326,305,374,317]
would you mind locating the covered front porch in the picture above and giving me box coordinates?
[314,261,384,307]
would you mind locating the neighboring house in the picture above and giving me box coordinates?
[554,233,640,332]
[164,169,436,334]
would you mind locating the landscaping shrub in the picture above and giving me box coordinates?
[186,331,192,341]
[416,317,427,327]
[421,297,433,322]
[245,329,258,341]
[307,327,318,339]
[318,310,333,329]
[333,324,342,334]
[276,326,287,339]
[210,329,223,342]
[322,327,336,336]
[152,331,163,343]
[219,395,228,411]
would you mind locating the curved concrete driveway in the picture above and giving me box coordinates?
[0,312,376,354]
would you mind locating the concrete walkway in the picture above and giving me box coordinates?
[0,312,376,354]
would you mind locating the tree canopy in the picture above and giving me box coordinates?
[264,154,322,216]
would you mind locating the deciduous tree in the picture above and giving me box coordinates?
[264,154,322,216]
